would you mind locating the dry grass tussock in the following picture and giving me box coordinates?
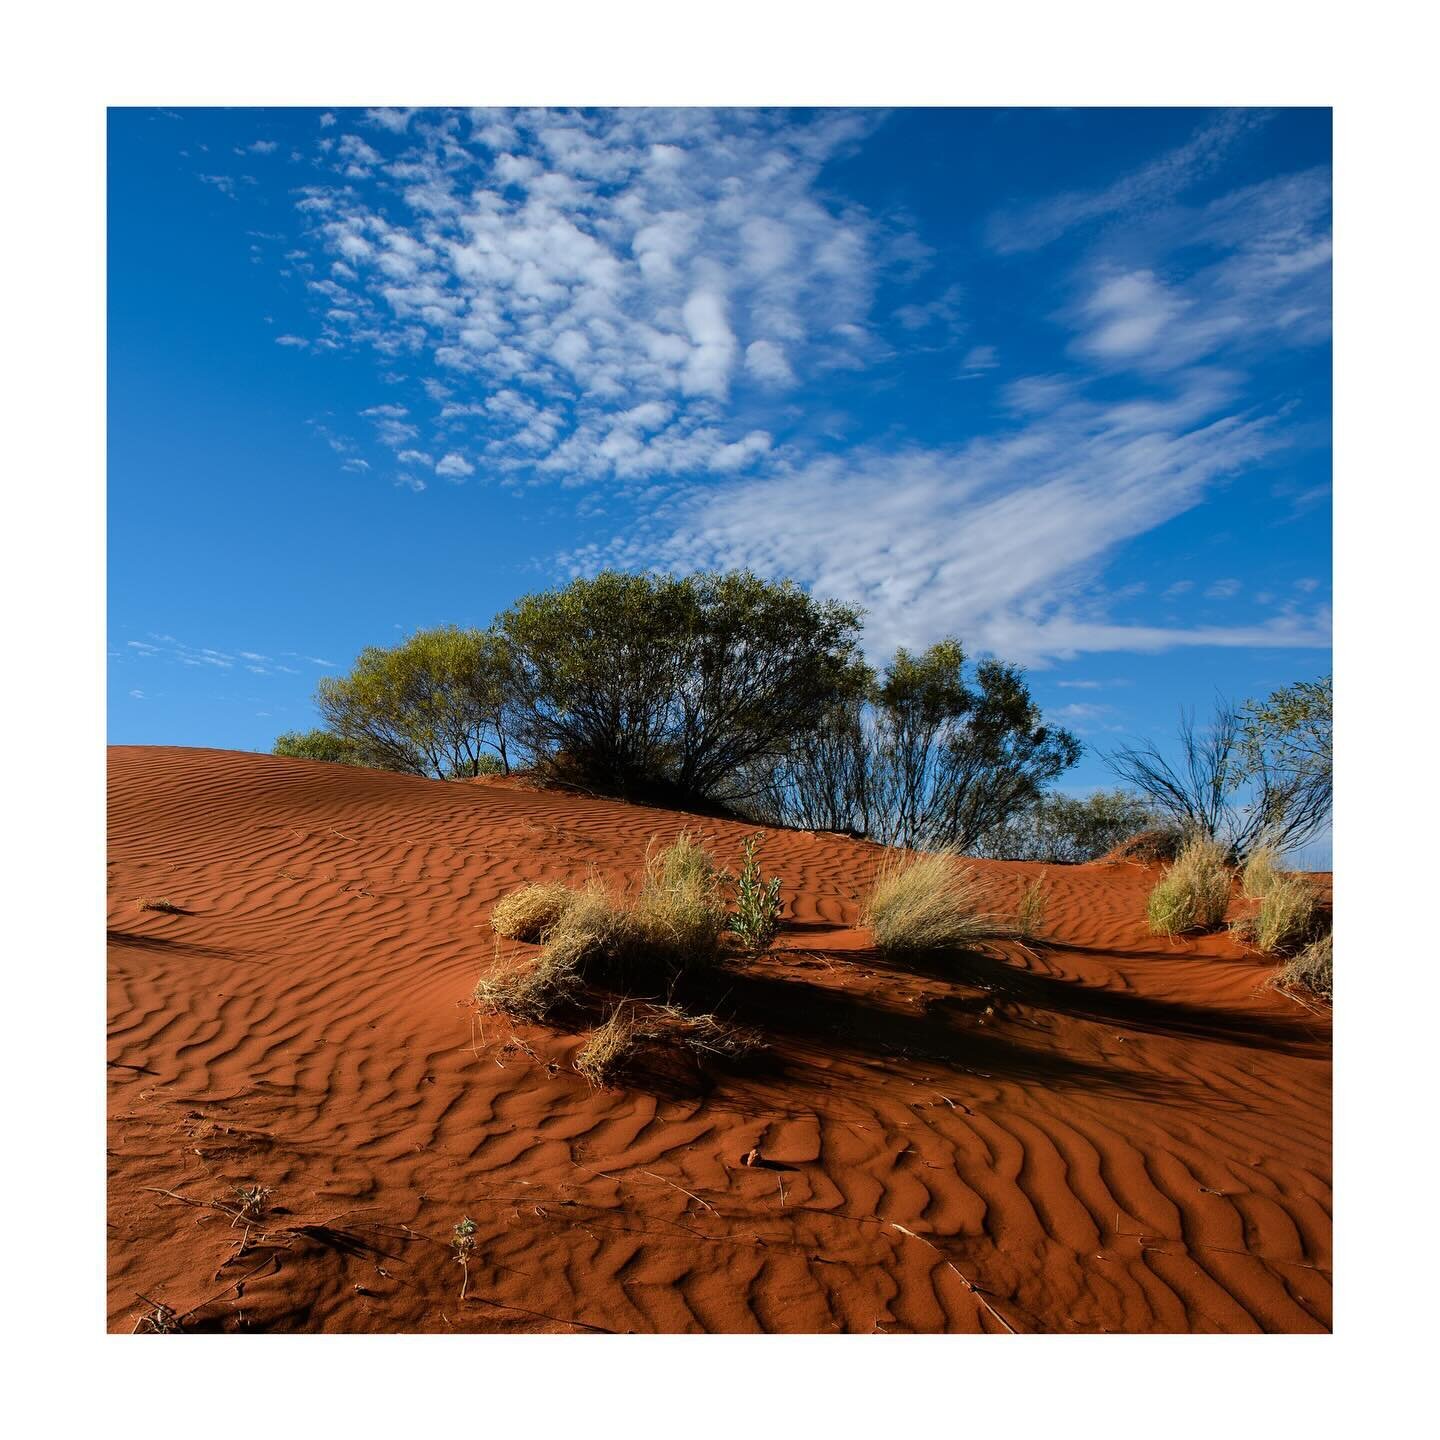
[476,833,732,1027]
[1241,845,1283,900]
[1015,873,1049,939]
[1146,834,1233,936]
[1271,930,1332,1003]
[862,850,1007,954]
[573,1000,759,1088]
[489,881,579,943]
[1233,869,1319,954]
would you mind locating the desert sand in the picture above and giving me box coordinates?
[107,746,1331,1333]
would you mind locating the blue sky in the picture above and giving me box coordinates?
[108,106,1331,793]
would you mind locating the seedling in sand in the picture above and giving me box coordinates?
[730,834,783,953]
[231,1184,273,1224]
[452,1216,477,1299]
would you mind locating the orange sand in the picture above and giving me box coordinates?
[107,747,1331,1333]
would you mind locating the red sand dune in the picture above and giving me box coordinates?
[107,746,1331,1333]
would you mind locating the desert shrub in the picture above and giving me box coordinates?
[499,570,863,805]
[573,1000,761,1088]
[862,850,1004,953]
[446,754,505,781]
[272,728,372,766]
[1234,871,1319,953]
[473,949,583,1023]
[136,897,184,914]
[490,882,579,943]
[627,832,729,977]
[730,835,784,952]
[482,835,729,1003]
[1101,826,1188,864]
[1146,834,1233,936]
[1015,873,1049,938]
[317,625,514,780]
[1272,931,1333,1002]
[977,789,1158,863]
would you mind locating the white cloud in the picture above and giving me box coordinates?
[588,378,1328,664]
[436,451,475,478]
[284,109,882,484]
[1204,577,1243,599]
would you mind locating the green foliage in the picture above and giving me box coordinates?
[976,788,1158,863]
[272,728,371,766]
[315,625,513,781]
[756,640,1080,852]
[499,569,864,803]
[1240,674,1332,802]
[730,834,784,952]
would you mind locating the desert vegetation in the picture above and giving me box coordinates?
[477,832,765,1085]
[1106,677,1331,862]
[975,788,1158,863]
[1145,833,1234,936]
[1272,932,1333,1003]
[861,850,1008,954]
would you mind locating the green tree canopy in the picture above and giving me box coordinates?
[499,569,865,804]
[315,625,513,781]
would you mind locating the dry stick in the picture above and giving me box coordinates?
[640,1169,717,1216]
[889,1222,1019,1335]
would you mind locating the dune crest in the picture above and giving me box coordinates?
[108,746,1331,1333]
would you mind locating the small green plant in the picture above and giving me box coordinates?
[1015,872,1049,938]
[1146,834,1232,936]
[731,834,783,952]
[452,1216,477,1299]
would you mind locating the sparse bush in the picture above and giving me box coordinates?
[731,834,784,952]
[490,882,579,943]
[272,728,374,767]
[862,850,1004,953]
[317,625,515,780]
[626,832,729,978]
[1106,692,1331,862]
[1272,930,1332,1002]
[1101,827,1188,864]
[1015,873,1049,938]
[1146,834,1233,936]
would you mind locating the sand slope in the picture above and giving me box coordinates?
[107,747,1331,1333]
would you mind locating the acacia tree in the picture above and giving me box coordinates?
[498,570,865,804]
[1104,690,1331,861]
[752,641,1081,850]
[315,625,514,780]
